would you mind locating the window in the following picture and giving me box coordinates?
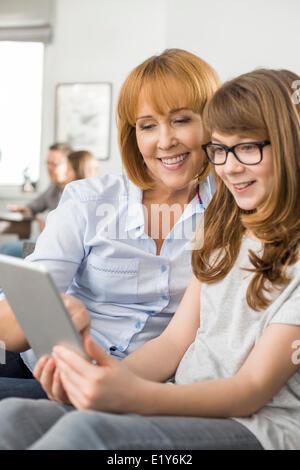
[0,41,44,186]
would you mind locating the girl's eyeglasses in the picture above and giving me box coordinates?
[202,141,270,165]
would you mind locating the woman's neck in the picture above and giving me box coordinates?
[143,183,198,206]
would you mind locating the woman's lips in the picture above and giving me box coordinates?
[159,152,190,170]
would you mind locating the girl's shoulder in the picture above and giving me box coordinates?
[289,246,300,274]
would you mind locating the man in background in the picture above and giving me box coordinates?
[0,143,73,257]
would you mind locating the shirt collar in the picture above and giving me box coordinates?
[125,175,145,233]
[124,173,212,234]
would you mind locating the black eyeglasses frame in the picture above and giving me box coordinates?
[201,141,271,166]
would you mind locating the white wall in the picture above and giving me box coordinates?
[166,0,300,82]
[3,0,300,194]
[39,0,300,189]
[39,0,167,188]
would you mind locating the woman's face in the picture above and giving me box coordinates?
[212,131,274,211]
[135,95,205,194]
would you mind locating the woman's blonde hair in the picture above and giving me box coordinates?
[117,48,220,189]
[192,69,300,311]
[67,150,99,179]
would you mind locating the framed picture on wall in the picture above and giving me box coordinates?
[55,82,112,160]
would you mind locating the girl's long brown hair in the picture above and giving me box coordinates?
[192,69,300,311]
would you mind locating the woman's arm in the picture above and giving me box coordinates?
[0,294,91,354]
[0,299,30,352]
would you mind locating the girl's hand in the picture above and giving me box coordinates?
[52,335,147,413]
[33,356,71,403]
[33,294,91,403]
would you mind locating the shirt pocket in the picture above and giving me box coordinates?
[79,253,139,303]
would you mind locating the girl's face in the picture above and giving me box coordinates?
[135,95,205,195]
[212,132,274,211]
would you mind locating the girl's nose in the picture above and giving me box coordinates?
[224,151,245,173]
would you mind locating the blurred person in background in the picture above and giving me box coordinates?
[0,146,98,257]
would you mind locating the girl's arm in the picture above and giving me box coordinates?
[53,322,300,417]
[36,274,201,400]
[122,273,201,382]
[136,322,300,418]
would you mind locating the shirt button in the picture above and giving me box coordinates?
[135,321,141,329]
[118,346,124,352]
[167,238,173,243]
[162,295,168,301]
[161,265,167,272]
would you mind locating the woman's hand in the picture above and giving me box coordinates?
[52,335,147,413]
[33,294,91,403]
[60,293,91,340]
[35,215,46,232]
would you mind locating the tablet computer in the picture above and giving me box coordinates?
[0,254,89,360]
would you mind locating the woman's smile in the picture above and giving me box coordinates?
[159,152,190,170]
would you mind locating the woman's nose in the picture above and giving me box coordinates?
[157,125,177,150]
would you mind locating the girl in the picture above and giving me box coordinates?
[1,68,300,450]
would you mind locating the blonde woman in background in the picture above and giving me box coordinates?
[67,150,99,181]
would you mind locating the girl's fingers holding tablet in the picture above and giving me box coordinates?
[51,368,71,405]
[38,357,56,400]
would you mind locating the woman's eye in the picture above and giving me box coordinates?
[140,123,155,130]
[174,117,191,124]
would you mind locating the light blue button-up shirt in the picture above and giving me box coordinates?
[14,173,213,370]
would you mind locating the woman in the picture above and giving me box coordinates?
[67,150,99,181]
[0,68,298,450]
[0,49,219,398]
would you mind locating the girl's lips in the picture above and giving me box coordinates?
[232,181,256,193]
[159,153,190,171]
